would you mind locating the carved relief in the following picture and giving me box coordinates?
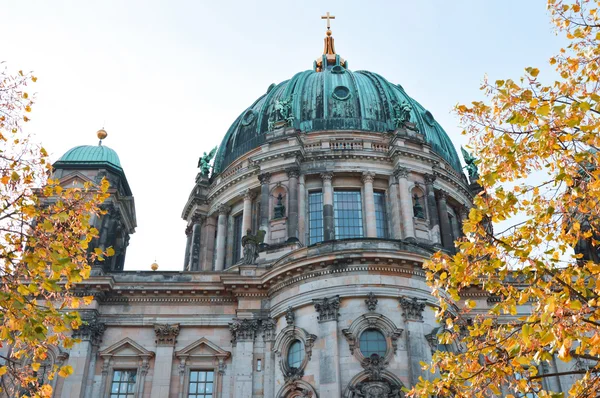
[313,296,340,322]
[262,317,277,341]
[285,306,295,326]
[365,292,378,312]
[361,354,388,381]
[399,297,426,322]
[72,317,105,346]
[154,323,180,346]
[258,172,271,185]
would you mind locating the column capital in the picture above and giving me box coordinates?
[154,323,180,346]
[185,224,193,235]
[436,190,449,201]
[394,166,410,179]
[72,316,105,346]
[191,213,206,225]
[217,204,231,215]
[286,167,300,179]
[258,172,271,184]
[313,296,340,322]
[320,171,334,181]
[229,318,259,344]
[424,173,436,185]
[361,171,376,184]
[399,296,426,322]
[242,189,256,201]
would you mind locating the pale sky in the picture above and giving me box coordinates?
[2,1,562,271]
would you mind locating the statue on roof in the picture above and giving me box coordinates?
[198,146,217,177]
[392,100,413,129]
[461,146,479,183]
[269,97,294,131]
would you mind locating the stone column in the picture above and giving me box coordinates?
[189,215,204,272]
[214,204,230,271]
[313,296,341,397]
[261,318,277,398]
[183,225,193,271]
[286,168,300,241]
[242,190,255,236]
[362,172,377,238]
[298,174,306,245]
[388,175,402,240]
[424,174,441,244]
[62,315,105,398]
[258,173,271,242]
[150,323,180,398]
[395,167,415,241]
[437,191,454,250]
[321,172,335,241]
[399,297,428,386]
[229,319,258,398]
[201,216,217,271]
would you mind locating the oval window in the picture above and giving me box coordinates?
[359,329,387,357]
[241,110,256,126]
[287,339,305,368]
[332,85,351,101]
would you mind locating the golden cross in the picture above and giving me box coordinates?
[321,12,335,30]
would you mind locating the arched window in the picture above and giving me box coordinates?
[359,329,388,357]
[287,340,305,369]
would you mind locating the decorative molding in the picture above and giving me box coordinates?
[154,323,180,346]
[258,172,271,185]
[285,306,295,326]
[262,317,277,342]
[365,292,378,312]
[342,313,403,362]
[313,296,340,322]
[399,296,427,321]
[361,171,375,184]
[320,172,334,181]
[361,354,388,381]
[286,168,300,179]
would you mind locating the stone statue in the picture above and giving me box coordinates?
[392,100,412,128]
[413,194,425,219]
[242,229,265,265]
[198,146,217,177]
[273,193,286,219]
[269,97,294,131]
[461,146,479,183]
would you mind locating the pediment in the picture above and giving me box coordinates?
[99,337,154,358]
[175,337,230,359]
[57,171,94,187]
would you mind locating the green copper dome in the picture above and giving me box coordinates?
[55,144,122,170]
[214,67,462,174]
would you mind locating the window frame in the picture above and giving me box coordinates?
[333,189,364,239]
[185,369,216,398]
[109,368,138,398]
[373,190,389,238]
[308,190,324,245]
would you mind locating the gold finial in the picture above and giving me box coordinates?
[321,12,335,30]
[151,261,158,271]
[97,128,107,145]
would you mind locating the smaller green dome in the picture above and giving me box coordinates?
[56,145,122,170]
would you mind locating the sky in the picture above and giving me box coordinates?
[2,1,563,271]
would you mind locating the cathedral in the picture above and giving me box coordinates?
[24,17,579,398]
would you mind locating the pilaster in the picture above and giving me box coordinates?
[150,323,180,398]
[287,167,300,241]
[215,204,230,271]
[313,296,341,397]
[395,167,415,241]
[321,172,335,241]
[362,172,377,238]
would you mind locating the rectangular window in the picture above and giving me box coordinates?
[188,370,214,398]
[334,190,363,239]
[374,191,389,239]
[308,191,324,245]
[232,213,243,264]
[110,370,136,398]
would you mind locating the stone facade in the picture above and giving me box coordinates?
[1,36,581,398]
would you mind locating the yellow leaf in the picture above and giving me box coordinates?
[0,366,6,376]
[107,247,115,256]
[32,362,41,372]
[58,365,74,378]
[537,104,550,116]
